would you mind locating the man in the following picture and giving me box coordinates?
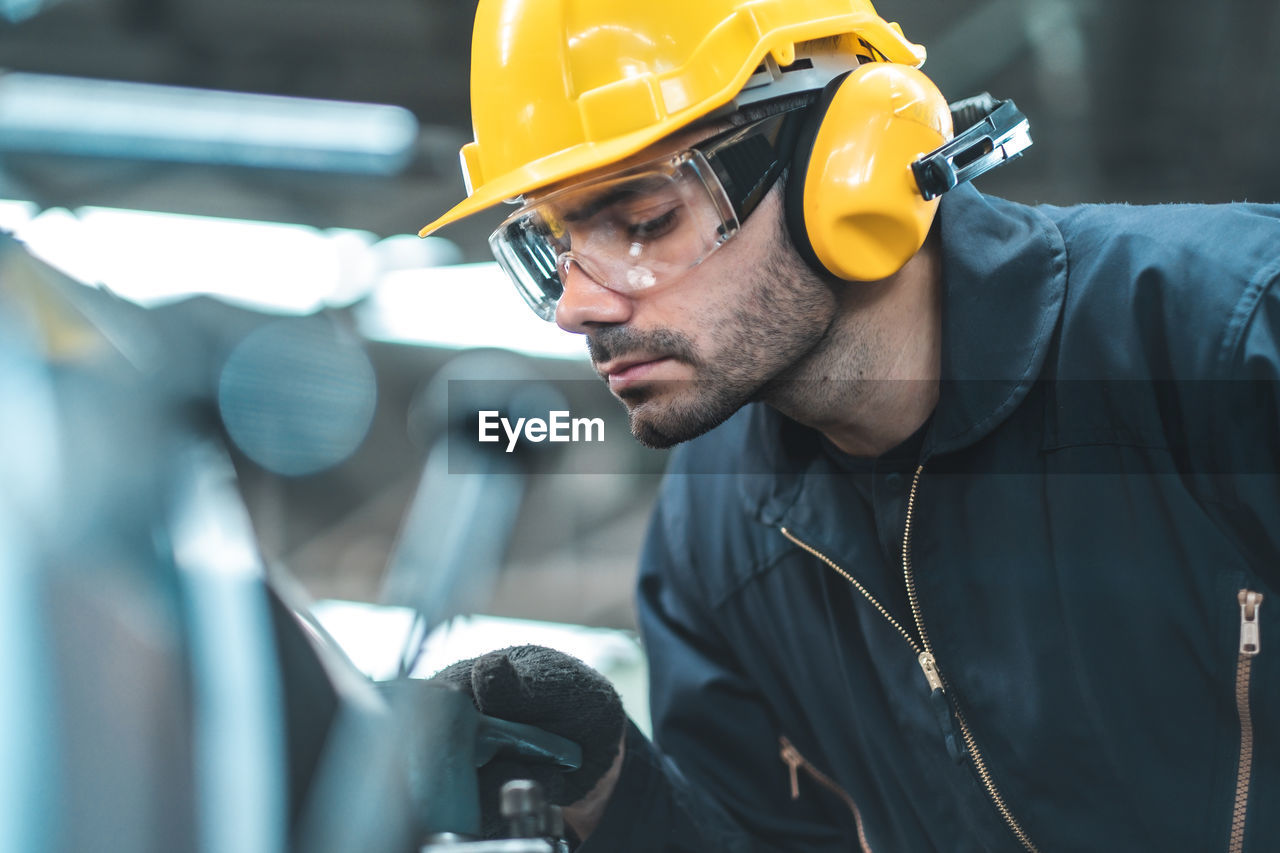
[421,1,1280,850]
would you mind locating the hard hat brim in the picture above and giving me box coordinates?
[418,125,706,238]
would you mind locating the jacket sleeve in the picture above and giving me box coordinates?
[580,462,853,852]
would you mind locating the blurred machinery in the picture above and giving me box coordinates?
[0,233,587,851]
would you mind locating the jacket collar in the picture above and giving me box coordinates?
[743,185,1068,524]
[927,184,1068,455]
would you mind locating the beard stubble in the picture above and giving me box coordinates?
[587,241,838,448]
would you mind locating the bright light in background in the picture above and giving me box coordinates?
[6,199,581,359]
[358,263,589,361]
[0,199,36,234]
[77,207,376,313]
[13,208,101,285]
[0,72,419,174]
[14,205,384,313]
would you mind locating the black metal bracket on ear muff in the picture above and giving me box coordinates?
[911,97,1032,200]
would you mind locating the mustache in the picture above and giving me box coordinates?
[587,326,700,367]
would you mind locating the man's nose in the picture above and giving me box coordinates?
[553,256,632,334]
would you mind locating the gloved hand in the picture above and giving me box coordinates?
[431,645,625,838]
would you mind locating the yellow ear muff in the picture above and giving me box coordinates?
[786,62,953,282]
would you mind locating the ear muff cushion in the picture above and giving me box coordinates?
[784,72,850,278]
[785,63,951,282]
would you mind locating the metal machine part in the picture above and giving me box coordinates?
[418,779,568,853]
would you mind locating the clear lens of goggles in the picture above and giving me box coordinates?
[489,149,740,321]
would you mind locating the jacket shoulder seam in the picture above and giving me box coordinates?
[1215,253,1280,377]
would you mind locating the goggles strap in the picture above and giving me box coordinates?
[706,107,809,222]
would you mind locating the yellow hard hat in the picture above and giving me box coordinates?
[418,0,926,237]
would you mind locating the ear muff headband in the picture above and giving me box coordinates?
[785,62,953,282]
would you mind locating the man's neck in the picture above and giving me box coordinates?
[765,231,942,459]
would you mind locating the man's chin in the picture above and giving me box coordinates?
[627,415,685,449]
[615,392,679,449]
[622,390,746,450]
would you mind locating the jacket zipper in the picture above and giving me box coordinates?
[781,464,1041,853]
[1229,589,1263,853]
[779,735,873,853]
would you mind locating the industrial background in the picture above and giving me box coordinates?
[3,0,1278,632]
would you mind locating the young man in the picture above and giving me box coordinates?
[422,1,1280,850]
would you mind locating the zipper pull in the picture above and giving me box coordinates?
[1239,590,1263,656]
[780,741,802,799]
[919,652,968,762]
[918,651,944,692]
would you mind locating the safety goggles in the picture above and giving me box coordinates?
[489,104,809,321]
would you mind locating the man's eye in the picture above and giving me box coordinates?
[627,208,679,240]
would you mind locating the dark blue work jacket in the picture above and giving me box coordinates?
[583,185,1280,852]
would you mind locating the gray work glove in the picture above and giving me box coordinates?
[432,644,625,838]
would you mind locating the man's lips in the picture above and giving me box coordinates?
[599,356,674,391]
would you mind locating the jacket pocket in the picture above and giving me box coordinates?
[1229,589,1263,853]
[779,735,873,853]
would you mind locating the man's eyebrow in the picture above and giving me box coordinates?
[558,175,672,223]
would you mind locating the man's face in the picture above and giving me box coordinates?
[550,132,841,448]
